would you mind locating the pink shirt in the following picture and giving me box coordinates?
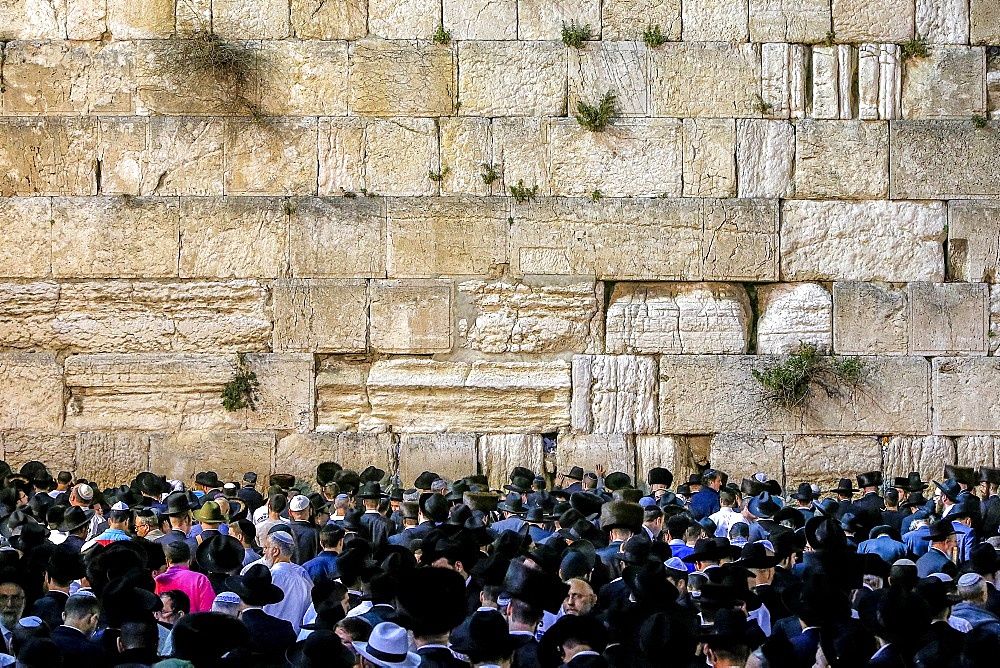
[154,564,215,613]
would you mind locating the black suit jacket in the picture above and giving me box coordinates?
[360,512,394,551]
[289,520,319,564]
[50,625,105,668]
[416,645,471,668]
[562,654,608,668]
[512,634,540,668]
[31,589,69,630]
[240,608,296,664]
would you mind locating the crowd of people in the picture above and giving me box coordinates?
[0,458,997,667]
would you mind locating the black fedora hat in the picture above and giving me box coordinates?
[449,609,517,660]
[420,492,450,522]
[497,494,526,515]
[396,566,470,636]
[359,466,385,484]
[900,491,930,509]
[612,535,655,567]
[565,466,584,481]
[927,519,957,542]
[356,481,387,500]
[162,491,196,516]
[226,563,284,606]
[980,467,1000,486]
[598,501,643,533]
[604,472,632,491]
[648,467,673,488]
[524,506,548,524]
[733,542,781,569]
[287,629,355,668]
[504,476,532,494]
[944,465,978,487]
[414,471,440,490]
[623,560,678,603]
[316,461,342,486]
[503,559,569,613]
[196,534,244,574]
[856,471,883,489]
[747,492,781,518]
[696,607,755,645]
[57,506,94,533]
[569,492,603,519]
[194,471,221,488]
[804,515,848,552]
[934,478,961,502]
[681,538,723,564]
[827,478,859,494]
[961,544,1000,576]
[812,498,839,517]
[789,483,815,501]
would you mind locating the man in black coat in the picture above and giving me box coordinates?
[356,482,395,551]
[227,564,296,664]
[287,494,320,564]
[237,472,266,516]
[31,544,81,630]
[916,520,959,578]
[50,593,105,668]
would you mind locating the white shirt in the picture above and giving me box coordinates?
[264,561,314,634]
[709,507,747,538]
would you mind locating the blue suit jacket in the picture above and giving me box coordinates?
[916,547,957,578]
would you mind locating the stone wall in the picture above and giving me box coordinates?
[1,0,999,489]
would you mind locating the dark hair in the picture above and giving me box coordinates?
[701,469,721,485]
[163,540,191,565]
[64,594,101,621]
[884,488,900,506]
[269,494,287,513]
[719,490,736,506]
[508,598,541,625]
[729,523,750,539]
[119,620,158,651]
[11,619,50,656]
[15,638,63,668]
[320,525,346,549]
[160,589,191,615]
[109,509,132,524]
[57,472,72,485]
[643,507,663,522]
[666,515,690,540]
[232,519,258,548]
[336,617,372,642]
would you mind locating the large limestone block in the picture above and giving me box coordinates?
[833,0,914,41]
[491,118,550,197]
[0,0,66,39]
[909,283,988,355]
[478,434,544,490]
[259,41,348,116]
[0,198,52,278]
[291,0,366,39]
[2,41,134,114]
[288,197,386,278]
[179,197,286,278]
[76,432,153,486]
[571,355,658,434]
[784,436,882,492]
[456,278,603,355]
[510,198,778,281]
[107,0,173,37]
[605,282,751,355]
[682,119,736,198]
[556,433,636,480]
[0,118,97,196]
[52,197,178,278]
[223,119,318,196]
[736,120,795,198]
[682,0,748,40]
[933,358,1000,433]
[971,0,1000,42]
[386,198,508,277]
[151,431,276,484]
[275,432,395,485]
[459,41,566,117]
[885,435,956,484]
[602,0,681,40]
[366,359,571,433]
[548,119,683,197]
[780,200,945,282]
[949,201,1000,283]
[902,47,986,119]
[212,0,288,38]
[956,436,1000,468]
[760,43,809,119]
[368,0,438,38]
[349,41,455,116]
[315,360,371,432]
[794,121,889,199]
[649,44,762,118]
[833,282,909,354]
[0,280,271,353]
[272,279,368,353]
[517,0,601,40]
[0,354,64,432]
[370,280,452,354]
[756,283,833,354]
[710,434,784,484]
[634,435,703,490]
[890,121,1000,199]
[916,0,970,43]
[748,0,830,42]
[857,44,903,120]
[65,0,107,39]
[991,285,1000,355]
[399,433,477,485]
[3,433,76,476]
[444,0,517,39]
[568,42,647,117]
[439,118,491,196]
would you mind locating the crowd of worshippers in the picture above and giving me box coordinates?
[0,460,998,668]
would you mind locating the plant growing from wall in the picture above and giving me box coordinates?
[432,25,452,44]
[591,189,602,201]
[480,163,502,186]
[901,35,930,60]
[561,21,592,48]
[751,94,774,115]
[576,91,616,131]
[428,166,451,182]
[972,115,988,128]
[643,24,667,47]
[822,31,836,46]
[221,353,260,412]
[752,343,867,412]
[509,180,539,202]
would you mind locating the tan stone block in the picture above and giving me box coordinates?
[370,280,452,354]
[916,0,970,43]
[933,357,1000,433]
[568,42,647,117]
[316,359,371,432]
[0,0,66,39]
[288,197,386,278]
[98,117,225,196]
[909,282,988,355]
[224,119,317,196]
[244,353,315,431]
[399,433,477,485]
[649,43,761,118]
[150,431,276,483]
[179,197,286,278]
[682,119,736,198]
[175,0,210,33]
[272,279,368,353]
[902,47,986,119]
[749,0,830,41]
[107,0,173,37]
[605,282,751,355]
[955,435,1000,468]
[571,355,658,434]
[795,120,889,199]
[701,199,780,281]
[833,0,914,41]
[439,118,491,196]
[709,434,784,484]
[275,432,396,485]
[736,119,795,198]
[76,432,153,486]
[0,354,63,432]
[517,0,601,40]
[756,283,833,354]
[456,277,603,355]
[784,435,882,492]
[990,285,1000,355]
[386,197,508,277]
[66,0,106,39]
[478,434,544,490]
[556,433,636,480]
[634,436,702,489]
[368,0,438,38]
[781,200,945,282]
[444,0,517,39]
[258,41,348,116]
[0,118,97,196]
[366,358,571,433]
[885,436,956,485]
[971,0,1000,42]
[833,282,909,355]
[212,0,289,38]
[459,41,566,117]
[0,198,52,278]
[52,196,178,278]
[949,201,1000,283]
[890,122,1000,199]
[682,0,748,40]
[291,0,366,39]
[349,41,455,116]
[3,432,76,475]
[602,0,681,40]
[491,118,550,197]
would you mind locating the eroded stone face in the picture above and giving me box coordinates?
[150,431,277,483]
[0,354,64,432]
[272,279,368,353]
[444,0,516,39]
[794,120,889,199]
[884,435,956,486]
[933,358,1000,433]
[749,0,830,42]
[971,0,1000,43]
[833,0,914,41]
[459,41,566,117]
[556,433,636,480]
[649,43,762,118]
[288,197,386,278]
[682,119,736,198]
[3,433,77,476]
[315,359,372,432]
[223,119,318,196]
[890,121,1000,199]
[368,0,439,38]
[736,120,795,198]
[568,42,647,117]
[0,118,98,197]
[349,41,455,116]
[478,434,544,489]
[908,282,989,356]
[179,197,286,279]
[291,0,366,39]
[398,433,477,485]
[370,280,453,354]
[710,434,784,485]
[517,0,601,40]
[572,355,658,434]
[902,47,986,119]
[784,435,882,493]
[833,282,909,355]
[602,0,681,40]
[916,0,970,43]
[682,0,748,41]
[755,283,833,354]
[76,432,153,486]
[0,198,52,278]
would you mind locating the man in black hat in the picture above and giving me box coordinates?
[853,472,884,513]
[155,491,198,551]
[57,506,93,553]
[238,471,265,515]
[33,545,81,630]
[395,567,469,668]
[917,520,959,578]
[980,467,1000,538]
[827,478,858,518]
[450,609,516,668]
[193,471,223,501]
[647,467,673,495]
[228,563,297,663]
[356,482,394,551]
[541,615,608,668]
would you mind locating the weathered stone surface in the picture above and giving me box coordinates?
[890,121,1000,199]
[349,41,455,116]
[244,353,316,432]
[795,121,889,199]
[971,0,1000,43]
[956,436,1000,468]
[0,280,270,353]
[76,432,153,486]
[0,354,63,432]
[151,431,276,483]
[291,0,366,39]
[456,278,603,355]
[780,200,945,282]
[52,197,178,278]
[370,280,452,354]
[572,355,657,434]
[568,42,647,117]
[272,279,368,353]
[784,435,882,492]
[634,435,702,489]
[833,0,914,41]
[3,433,76,476]
[459,41,566,117]
[179,197,286,278]
[756,283,833,354]
[135,40,252,115]
[510,198,778,281]
[833,282,909,355]
[0,118,97,196]
[602,0,680,40]
[107,0,175,38]
[212,0,288,38]
[0,0,66,39]
[949,201,1000,283]
[858,43,902,120]
[444,0,516,39]
[368,0,438,38]
[748,0,830,42]
[682,0,748,40]
[991,285,1000,355]
[223,119,317,196]
[288,197,386,278]
[682,119,736,198]
[902,47,986,119]
[439,118,491,196]
[399,433,477,485]
[736,120,795,198]
[386,198,508,277]
[491,118,549,197]
[916,0,970,43]
[315,359,371,432]
[66,0,107,40]
[478,434,544,490]
[710,434,784,484]
[365,359,571,433]
[259,41,348,116]
[517,0,601,40]
[909,282,988,355]
[649,44,762,118]
[933,358,1000,433]
[174,0,210,34]
[556,433,636,480]
[605,282,751,355]
[885,436,956,485]
[0,198,52,278]
[275,432,395,484]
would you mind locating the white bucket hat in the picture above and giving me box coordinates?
[352,622,420,668]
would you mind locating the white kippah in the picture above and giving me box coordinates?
[76,484,94,502]
[289,495,310,512]
[757,540,776,553]
[932,573,954,582]
[270,530,294,545]
[71,591,97,599]
[892,558,917,567]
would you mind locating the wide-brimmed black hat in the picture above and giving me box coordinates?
[681,538,724,564]
[980,467,1000,486]
[696,608,755,647]
[57,506,94,533]
[598,501,643,533]
[359,466,385,484]
[504,477,532,494]
[497,494,526,515]
[450,609,517,660]
[419,492,450,522]
[900,491,930,509]
[356,481,387,500]
[611,535,655,567]
[647,467,673,488]
[316,462,342,487]
[604,472,632,491]
[194,471,221,488]
[196,535,244,573]
[804,515,848,552]
[396,566,469,636]
[934,479,961,502]
[134,472,169,497]
[961,544,1000,576]
[747,492,781,518]
[538,615,609,664]
[414,471,440,490]
[827,478,859,495]
[565,466,584,481]
[287,629,355,668]
[623,560,678,603]
[857,471,883,489]
[162,491,196,516]
[569,492,603,519]
[944,465,978,488]
[446,481,470,503]
[771,506,805,530]
[733,542,781,569]
[502,559,568,613]
[927,519,957,542]
[523,506,549,524]
[226,563,284,606]
[789,483,815,501]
